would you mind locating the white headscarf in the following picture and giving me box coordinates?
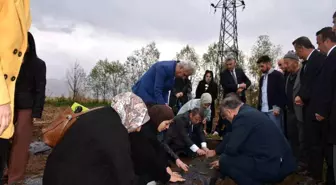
[111,92,150,132]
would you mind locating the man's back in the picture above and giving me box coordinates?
[227,105,290,159]
[132,60,176,104]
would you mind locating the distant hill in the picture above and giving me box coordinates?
[46,78,69,97]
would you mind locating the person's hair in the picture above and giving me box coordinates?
[256,55,271,64]
[316,27,336,43]
[178,61,196,75]
[292,36,315,49]
[221,94,243,110]
[333,11,336,18]
[225,57,236,63]
[189,108,204,119]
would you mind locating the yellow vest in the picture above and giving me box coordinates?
[0,0,31,139]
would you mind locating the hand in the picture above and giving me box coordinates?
[273,109,280,116]
[203,147,210,153]
[176,92,183,98]
[166,167,173,175]
[202,118,207,125]
[172,172,182,178]
[196,149,206,156]
[176,159,189,172]
[239,83,246,89]
[315,113,325,121]
[206,150,216,158]
[210,160,219,169]
[169,175,185,182]
[203,130,208,136]
[0,103,11,135]
[294,96,304,106]
[237,88,243,94]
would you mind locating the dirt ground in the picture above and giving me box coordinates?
[25,105,306,184]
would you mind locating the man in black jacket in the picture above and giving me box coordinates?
[257,55,286,133]
[311,27,336,185]
[169,77,191,115]
[292,36,326,183]
[216,58,251,137]
[206,94,296,184]
[220,58,251,103]
[6,32,46,184]
[164,108,208,157]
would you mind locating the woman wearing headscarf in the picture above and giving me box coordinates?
[195,70,218,133]
[130,105,186,184]
[43,92,149,185]
[149,107,189,173]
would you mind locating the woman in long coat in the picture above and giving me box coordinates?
[130,105,185,184]
[43,92,150,185]
[195,70,218,133]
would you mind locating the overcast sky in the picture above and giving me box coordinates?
[30,0,335,79]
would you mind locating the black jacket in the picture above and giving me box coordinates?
[43,107,137,185]
[15,32,46,118]
[169,78,191,107]
[164,112,205,151]
[195,70,218,118]
[216,105,296,181]
[220,68,251,102]
[298,50,325,104]
[129,122,170,184]
[258,70,286,110]
[313,47,336,144]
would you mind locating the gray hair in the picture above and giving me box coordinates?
[221,93,243,110]
[178,61,196,75]
[225,57,236,63]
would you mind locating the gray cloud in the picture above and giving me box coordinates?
[31,0,335,47]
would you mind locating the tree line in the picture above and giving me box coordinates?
[66,35,283,106]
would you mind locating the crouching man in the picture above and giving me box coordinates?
[207,94,296,184]
[164,108,209,157]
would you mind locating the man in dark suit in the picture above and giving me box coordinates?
[292,36,326,183]
[206,94,296,184]
[220,58,251,103]
[164,108,209,157]
[283,51,306,171]
[257,55,286,133]
[312,27,336,185]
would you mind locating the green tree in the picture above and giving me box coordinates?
[124,42,160,90]
[107,60,126,96]
[247,35,283,79]
[88,59,112,101]
[245,35,282,107]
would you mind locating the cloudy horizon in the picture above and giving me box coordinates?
[31,0,335,80]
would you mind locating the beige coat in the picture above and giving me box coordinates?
[0,0,31,139]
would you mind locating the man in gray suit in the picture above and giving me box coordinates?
[283,51,306,172]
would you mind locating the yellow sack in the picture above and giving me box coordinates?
[71,102,89,113]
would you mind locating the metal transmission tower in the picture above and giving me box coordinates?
[211,0,245,98]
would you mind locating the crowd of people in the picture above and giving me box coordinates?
[0,1,336,185]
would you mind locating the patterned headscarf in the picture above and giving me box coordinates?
[111,92,150,132]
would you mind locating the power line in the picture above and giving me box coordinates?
[210,0,245,99]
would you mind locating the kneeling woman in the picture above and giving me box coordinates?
[130,105,185,184]
[43,92,149,185]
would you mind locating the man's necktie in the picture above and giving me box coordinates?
[231,71,238,84]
